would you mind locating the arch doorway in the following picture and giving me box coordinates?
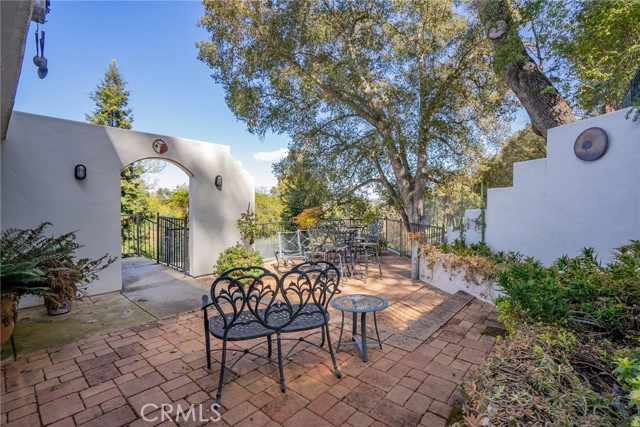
[120,159,191,272]
[2,113,255,295]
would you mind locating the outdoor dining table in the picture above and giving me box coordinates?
[331,293,389,362]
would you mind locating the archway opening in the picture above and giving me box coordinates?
[120,159,192,274]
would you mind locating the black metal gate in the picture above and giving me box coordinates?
[121,213,189,273]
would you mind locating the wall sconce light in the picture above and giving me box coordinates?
[215,175,223,188]
[74,164,86,180]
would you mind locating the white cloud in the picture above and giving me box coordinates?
[253,148,289,162]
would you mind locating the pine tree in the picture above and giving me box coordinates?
[86,59,133,129]
[86,60,149,216]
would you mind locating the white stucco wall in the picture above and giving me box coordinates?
[419,256,502,303]
[1,112,254,296]
[482,108,639,265]
[447,209,483,244]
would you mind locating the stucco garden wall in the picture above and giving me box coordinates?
[1,112,254,296]
[419,255,501,303]
[466,108,639,265]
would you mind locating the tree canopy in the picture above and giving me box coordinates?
[197,0,510,230]
[476,125,545,189]
[520,0,640,114]
[476,0,640,131]
[255,187,285,224]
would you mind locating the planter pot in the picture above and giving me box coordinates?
[1,297,16,346]
[46,298,72,316]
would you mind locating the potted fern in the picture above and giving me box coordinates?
[1,223,116,344]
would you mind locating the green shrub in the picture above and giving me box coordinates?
[498,241,640,341]
[214,245,263,278]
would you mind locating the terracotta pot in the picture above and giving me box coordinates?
[1,297,16,347]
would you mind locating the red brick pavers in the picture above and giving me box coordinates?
[1,259,500,426]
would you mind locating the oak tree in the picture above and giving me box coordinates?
[197,0,509,278]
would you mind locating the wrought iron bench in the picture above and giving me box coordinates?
[202,261,342,404]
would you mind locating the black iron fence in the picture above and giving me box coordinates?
[383,219,446,257]
[254,218,445,260]
[157,216,189,272]
[121,213,189,273]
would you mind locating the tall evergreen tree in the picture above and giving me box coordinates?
[86,60,149,216]
[86,60,133,129]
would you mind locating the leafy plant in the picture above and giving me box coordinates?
[498,241,640,340]
[291,207,323,230]
[419,241,513,286]
[214,245,264,278]
[237,204,258,250]
[1,223,117,319]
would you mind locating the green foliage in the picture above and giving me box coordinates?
[492,31,528,73]
[1,223,116,316]
[237,205,258,248]
[120,162,151,217]
[85,60,133,129]
[198,0,510,227]
[85,60,161,217]
[148,185,190,218]
[614,355,640,425]
[424,240,521,265]
[214,246,264,278]
[255,188,284,224]
[475,125,546,189]
[460,242,640,426]
[274,149,330,222]
[514,0,640,113]
[420,241,504,287]
[498,241,640,341]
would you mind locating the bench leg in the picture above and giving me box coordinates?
[324,324,342,378]
[204,320,212,369]
[320,327,326,348]
[276,333,286,392]
[215,339,228,405]
[267,336,273,358]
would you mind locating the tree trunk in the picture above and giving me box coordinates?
[476,0,576,138]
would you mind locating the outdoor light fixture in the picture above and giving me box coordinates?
[215,175,223,188]
[74,164,86,180]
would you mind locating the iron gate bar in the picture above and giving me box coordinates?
[121,213,189,273]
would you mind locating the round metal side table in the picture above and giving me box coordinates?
[331,294,389,362]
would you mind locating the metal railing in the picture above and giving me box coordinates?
[157,216,189,273]
[121,213,189,273]
[384,219,445,257]
[253,218,445,260]
[254,222,291,260]
[121,214,158,259]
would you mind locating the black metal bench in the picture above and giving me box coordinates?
[202,260,342,404]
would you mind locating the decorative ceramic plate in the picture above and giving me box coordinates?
[574,127,608,161]
[152,138,168,154]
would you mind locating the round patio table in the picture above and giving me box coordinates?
[331,294,389,362]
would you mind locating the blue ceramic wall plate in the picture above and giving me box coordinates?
[574,127,608,161]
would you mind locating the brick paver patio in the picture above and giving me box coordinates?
[1,255,502,426]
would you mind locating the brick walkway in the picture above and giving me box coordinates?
[1,256,502,427]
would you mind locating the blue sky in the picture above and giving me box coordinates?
[14,0,290,190]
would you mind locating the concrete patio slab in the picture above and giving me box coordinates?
[121,257,212,319]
